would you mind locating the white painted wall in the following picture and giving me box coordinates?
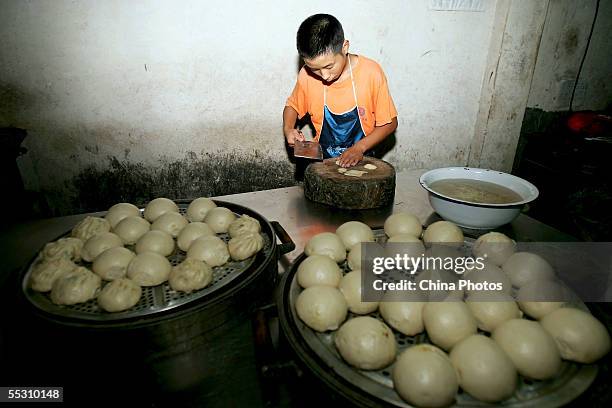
[469,0,549,172]
[0,0,500,196]
[528,0,612,111]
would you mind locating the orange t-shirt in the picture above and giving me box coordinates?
[286,55,397,141]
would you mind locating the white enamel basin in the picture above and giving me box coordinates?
[419,167,539,229]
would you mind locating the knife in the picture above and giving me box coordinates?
[293,139,323,160]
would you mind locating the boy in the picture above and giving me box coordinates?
[283,14,398,167]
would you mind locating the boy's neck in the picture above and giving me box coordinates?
[336,54,358,84]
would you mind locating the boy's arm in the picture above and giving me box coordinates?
[283,106,305,146]
[338,117,398,167]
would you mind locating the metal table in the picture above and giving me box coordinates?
[1,169,609,407]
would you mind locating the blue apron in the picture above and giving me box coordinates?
[318,56,366,158]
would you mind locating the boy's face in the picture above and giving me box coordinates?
[303,40,349,84]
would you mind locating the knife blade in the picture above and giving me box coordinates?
[293,139,323,160]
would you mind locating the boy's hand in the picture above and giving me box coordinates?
[338,144,365,167]
[285,129,305,146]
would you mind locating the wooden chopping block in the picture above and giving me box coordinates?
[304,157,396,209]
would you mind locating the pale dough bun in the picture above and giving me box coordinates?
[30,257,77,292]
[92,247,136,281]
[519,301,564,320]
[228,232,264,261]
[492,318,561,380]
[143,198,179,222]
[50,266,101,305]
[464,263,512,296]
[127,251,172,286]
[105,203,140,229]
[204,207,237,233]
[347,242,362,270]
[176,222,215,252]
[422,221,464,247]
[304,232,346,263]
[393,344,458,408]
[415,268,463,302]
[71,216,111,241]
[169,258,213,293]
[472,232,516,266]
[150,211,188,238]
[297,254,342,288]
[502,252,555,288]
[335,221,374,250]
[338,270,379,314]
[423,302,477,351]
[540,307,611,364]
[186,197,217,222]
[384,212,422,238]
[97,278,142,312]
[334,316,396,370]
[386,234,425,261]
[517,279,568,319]
[228,214,261,238]
[113,216,151,245]
[466,292,521,332]
[42,237,83,262]
[81,232,123,262]
[186,235,230,267]
[379,294,426,336]
[450,334,517,402]
[135,230,175,256]
[295,285,347,332]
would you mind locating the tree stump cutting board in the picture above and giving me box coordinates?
[304,157,395,209]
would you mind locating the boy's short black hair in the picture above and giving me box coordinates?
[296,14,345,59]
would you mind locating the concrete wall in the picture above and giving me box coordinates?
[468,0,549,171]
[0,0,526,215]
[527,0,612,112]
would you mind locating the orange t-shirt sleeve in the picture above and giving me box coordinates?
[286,68,309,119]
[371,64,398,127]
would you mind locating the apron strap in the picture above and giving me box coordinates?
[323,55,359,107]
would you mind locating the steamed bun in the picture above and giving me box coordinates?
[296,286,347,332]
[186,197,217,222]
[81,232,123,262]
[113,216,151,245]
[228,214,261,238]
[384,212,422,238]
[335,221,374,250]
[41,237,83,262]
[92,247,136,281]
[297,255,343,288]
[393,344,458,408]
[169,258,213,293]
[338,270,379,315]
[50,266,101,305]
[422,220,463,247]
[502,252,555,288]
[334,316,396,370]
[127,252,172,286]
[304,232,346,263]
[97,278,142,312]
[135,230,175,256]
[204,207,237,233]
[228,232,264,261]
[151,211,188,238]
[71,216,111,241]
[144,198,179,222]
[177,222,215,252]
[105,203,140,229]
[187,235,230,267]
[30,257,77,292]
[472,232,516,266]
